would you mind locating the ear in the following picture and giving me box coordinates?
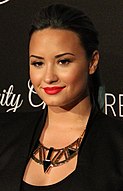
[89,50,99,74]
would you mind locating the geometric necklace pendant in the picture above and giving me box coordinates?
[68,148,76,156]
[43,147,54,173]
[32,129,85,174]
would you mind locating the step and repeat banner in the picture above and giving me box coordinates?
[0,0,123,119]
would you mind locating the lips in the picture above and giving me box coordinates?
[43,86,65,95]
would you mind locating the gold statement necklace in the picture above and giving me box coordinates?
[32,129,85,173]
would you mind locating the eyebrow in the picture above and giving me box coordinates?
[29,53,75,59]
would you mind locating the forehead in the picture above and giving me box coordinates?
[30,28,80,42]
[29,28,84,54]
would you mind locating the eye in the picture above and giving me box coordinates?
[30,61,44,68]
[58,59,71,66]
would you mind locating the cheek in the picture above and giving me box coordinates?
[30,69,41,87]
[65,68,88,87]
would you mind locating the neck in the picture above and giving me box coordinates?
[46,96,92,129]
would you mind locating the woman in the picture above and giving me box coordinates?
[0,3,123,191]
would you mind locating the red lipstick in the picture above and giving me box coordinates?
[43,86,65,95]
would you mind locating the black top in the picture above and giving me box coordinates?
[1,107,123,191]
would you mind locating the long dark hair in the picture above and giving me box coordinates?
[29,3,105,110]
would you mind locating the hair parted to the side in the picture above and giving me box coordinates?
[29,3,105,110]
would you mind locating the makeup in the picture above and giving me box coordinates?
[43,86,65,95]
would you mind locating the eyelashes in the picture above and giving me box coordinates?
[30,61,43,67]
[30,58,72,68]
[58,59,72,66]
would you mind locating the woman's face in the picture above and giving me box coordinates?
[29,28,98,108]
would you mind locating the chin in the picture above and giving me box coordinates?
[43,100,67,108]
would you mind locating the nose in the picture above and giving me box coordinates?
[43,64,58,84]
